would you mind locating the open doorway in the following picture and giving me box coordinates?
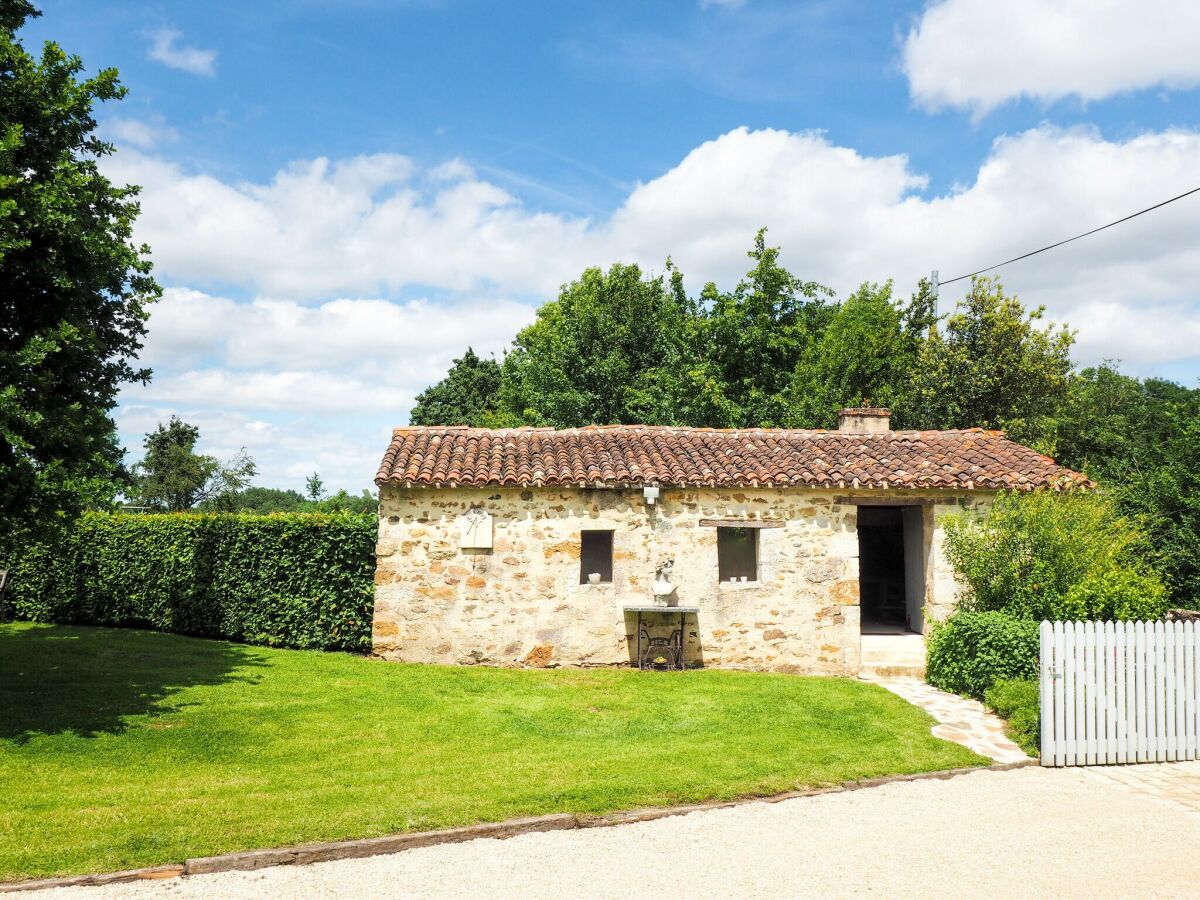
[857,505,925,634]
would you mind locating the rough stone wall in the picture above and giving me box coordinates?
[372,485,986,673]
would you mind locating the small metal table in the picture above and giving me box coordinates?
[624,606,699,671]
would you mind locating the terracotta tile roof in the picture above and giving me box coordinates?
[375,425,1090,491]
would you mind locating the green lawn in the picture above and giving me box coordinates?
[0,623,984,881]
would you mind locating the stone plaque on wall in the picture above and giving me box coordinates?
[458,507,493,549]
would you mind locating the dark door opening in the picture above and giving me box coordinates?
[857,506,917,634]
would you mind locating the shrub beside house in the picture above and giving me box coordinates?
[925,488,1172,752]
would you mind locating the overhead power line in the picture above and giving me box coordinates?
[936,185,1200,288]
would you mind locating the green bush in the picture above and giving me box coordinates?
[943,489,1169,622]
[0,512,376,652]
[984,678,1040,757]
[926,611,1038,699]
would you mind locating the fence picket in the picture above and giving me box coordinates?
[1103,621,1116,764]
[1093,621,1104,764]
[1039,621,1053,766]
[1176,628,1185,763]
[1115,621,1127,764]
[1193,620,1200,760]
[1127,620,1139,762]
[1142,624,1152,763]
[1075,624,1084,763]
[1188,621,1198,761]
[1152,624,1161,763]
[1171,621,1183,760]
[1164,621,1175,760]
[1054,620,1066,767]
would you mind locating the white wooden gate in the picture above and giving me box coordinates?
[1039,620,1200,766]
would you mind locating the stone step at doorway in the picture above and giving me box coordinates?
[860,632,926,678]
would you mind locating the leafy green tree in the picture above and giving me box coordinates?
[1055,365,1200,606]
[0,1,160,533]
[131,417,256,512]
[498,262,693,427]
[690,229,834,427]
[1129,414,1200,606]
[409,348,505,426]
[907,277,1073,448]
[1052,363,1149,475]
[788,279,936,428]
[305,472,326,502]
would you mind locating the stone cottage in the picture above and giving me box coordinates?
[371,408,1087,675]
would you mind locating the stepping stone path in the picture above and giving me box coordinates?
[864,675,1032,764]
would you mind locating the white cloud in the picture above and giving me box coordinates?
[123,290,533,489]
[133,288,533,415]
[140,288,532,373]
[138,369,398,415]
[700,0,747,8]
[101,117,178,151]
[903,0,1200,115]
[116,125,1200,369]
[590,126,1200,373]
[106,151,589,298]
[603,127,929,288]
[118,124,1200,487]
[147,28,217,77]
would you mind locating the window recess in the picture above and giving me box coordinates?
[717,527,758,582]
[580,530,614,584]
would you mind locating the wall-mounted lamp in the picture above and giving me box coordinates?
[642,485,660,506]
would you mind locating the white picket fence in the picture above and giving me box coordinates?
[1039,620,1200,766]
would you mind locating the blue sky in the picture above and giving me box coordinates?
[24,0,1200,491]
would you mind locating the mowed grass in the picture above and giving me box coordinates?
[0,623,984,880]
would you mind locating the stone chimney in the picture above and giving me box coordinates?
[837,407,891,433]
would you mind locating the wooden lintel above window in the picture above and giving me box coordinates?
[699,518,784,529]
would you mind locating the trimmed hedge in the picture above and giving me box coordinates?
[925,610,1039,700]
[0,512,376,652]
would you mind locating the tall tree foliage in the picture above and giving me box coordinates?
[131,417,255,512]
[498,262,693,427]
[0,1,160,532]
[414,234,1071,442]
[1055,365,1200,606]
[907,277,1074,448]
[685,230,835,427]
[409,348,504,426]
[788,279,936,428]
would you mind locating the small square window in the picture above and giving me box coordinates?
[580,530,614,584]
[717,527,758,582]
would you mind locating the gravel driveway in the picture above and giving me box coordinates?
[35,764,1200,899]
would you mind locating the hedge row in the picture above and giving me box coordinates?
[0,512,376,652]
